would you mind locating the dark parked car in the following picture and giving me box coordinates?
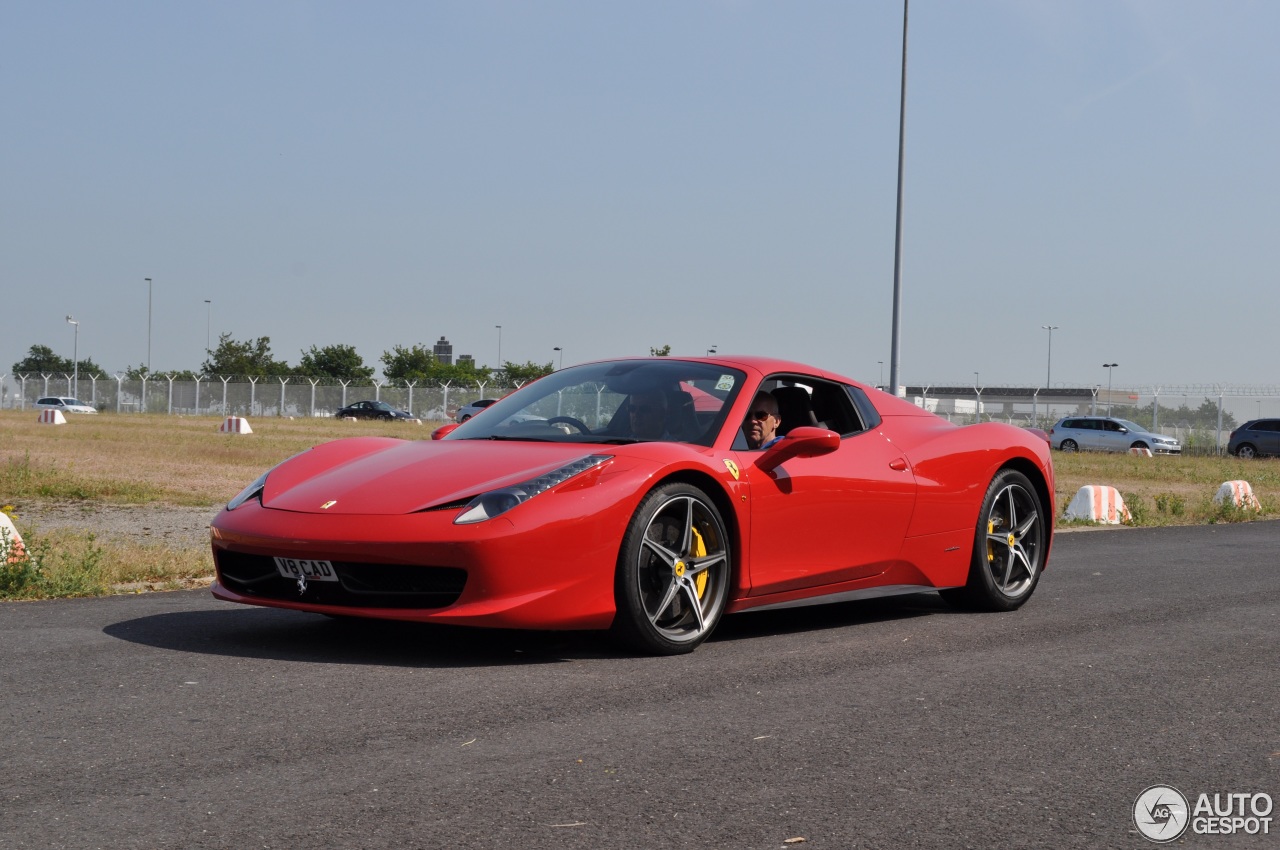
[336,400,416,421]
[1228,419,1280,459]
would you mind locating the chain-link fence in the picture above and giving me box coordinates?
[0,374,510,421]
[4,373,1277,454]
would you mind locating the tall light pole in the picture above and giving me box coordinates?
[204,299,212,352]
[1102,363,1118,415]
[1041,325,1058,426]
[1041,325,1058,388]
[495,325,502,368]
[553,346,563,370]
[707,345,717,356]
[65,315,80,389]
[887,0,910,397]
[878,361,884,387]
[145,277,153,376]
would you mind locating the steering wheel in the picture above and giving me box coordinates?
[547,416,591,434]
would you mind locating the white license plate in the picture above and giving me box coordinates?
[273,557,339,582]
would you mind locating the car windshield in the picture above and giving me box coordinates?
[445,359,746,446]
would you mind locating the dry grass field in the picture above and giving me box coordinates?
[1,409,1275,599]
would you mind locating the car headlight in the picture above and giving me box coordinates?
[455,455,611,524]
[226,471,269,510]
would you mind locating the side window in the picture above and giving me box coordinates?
[1264,421,1280,432]
[753,375,867,438]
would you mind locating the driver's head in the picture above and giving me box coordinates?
[628,390,668,439]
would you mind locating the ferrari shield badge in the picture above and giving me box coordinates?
[722,459,740,480]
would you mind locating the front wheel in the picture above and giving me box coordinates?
[612,483,731,655]
[941,469,1045,612]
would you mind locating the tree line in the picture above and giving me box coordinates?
[9,335,555,386]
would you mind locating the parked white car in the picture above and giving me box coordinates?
[35,396,97,414]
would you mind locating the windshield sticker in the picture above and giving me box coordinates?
[715,375,735,392]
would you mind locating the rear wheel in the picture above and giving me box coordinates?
[612,483,731,655]
[1059,439,1078,452]
[1237,443,1257,459]
[941,469,1045,612]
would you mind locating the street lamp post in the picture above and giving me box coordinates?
[553,346,563,370]
[495,325,502,368]
[145,277,153,376]
[66,316,80,390]
[707,346,717,356]
[204,299,212,352]
[1041,325,1058,426]
[878,361,884,388]
[1102,363,1119,415]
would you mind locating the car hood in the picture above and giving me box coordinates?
[259,437,636,515]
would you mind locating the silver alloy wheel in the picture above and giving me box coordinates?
[1238,444,1257,459]
[634,493,729,644]
[1060,439,1078,452]
[981,480,1042,600]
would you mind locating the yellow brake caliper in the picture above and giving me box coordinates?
[690,526,708,597]
[987,519,996,562]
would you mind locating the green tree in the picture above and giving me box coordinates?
[200,334,290,377]
[298,344,375,380]
[380,344,441,383]
[11,344,104,376]
[498,360,554,385]
[649,345,671,357]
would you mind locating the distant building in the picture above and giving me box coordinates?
[433,336,453,365]
[457,354,475,368]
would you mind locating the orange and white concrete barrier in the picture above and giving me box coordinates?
[1064,485,1131,524]
[37,409,67,425]
[0,513,26,564]
[1214,480,1261,511]
[1129,447,1153,457]
[219,416,253,434]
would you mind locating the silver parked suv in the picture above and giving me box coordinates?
[1048,416,1181,454]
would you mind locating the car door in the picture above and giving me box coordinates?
[1260,420,1280,456]
[739,380,916,596]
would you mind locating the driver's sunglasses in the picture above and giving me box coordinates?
[749,409,775,421]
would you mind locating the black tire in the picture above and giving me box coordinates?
[1237,443,1257,459]
[1130,441,1148,451]
[941,469,1045,612]
[460,414,471,422]
[611,482,731,655]
[1059,439,1078,452]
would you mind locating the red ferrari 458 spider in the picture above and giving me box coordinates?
[211,356,1054,654]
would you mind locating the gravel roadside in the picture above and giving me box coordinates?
[9,502,219,551]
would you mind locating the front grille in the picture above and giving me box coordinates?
[216,551,466,609]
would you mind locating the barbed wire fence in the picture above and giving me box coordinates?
[4,373,1279,454]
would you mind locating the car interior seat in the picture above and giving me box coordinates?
[771,386,820,437]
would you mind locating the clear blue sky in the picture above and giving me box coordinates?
[3,1,1276,389]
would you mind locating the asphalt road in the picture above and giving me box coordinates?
[2,522,1278,850]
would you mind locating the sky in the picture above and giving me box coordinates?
[3,0,1278,392]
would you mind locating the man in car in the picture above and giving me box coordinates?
[743,391,782,450]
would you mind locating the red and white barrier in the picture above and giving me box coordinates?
[0,513,26,564]
[37,409,67,425]
[1129,447,1153,457]
[219,417,253,434]
[1214,480,1261,512]
[1064,485,1131,524]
